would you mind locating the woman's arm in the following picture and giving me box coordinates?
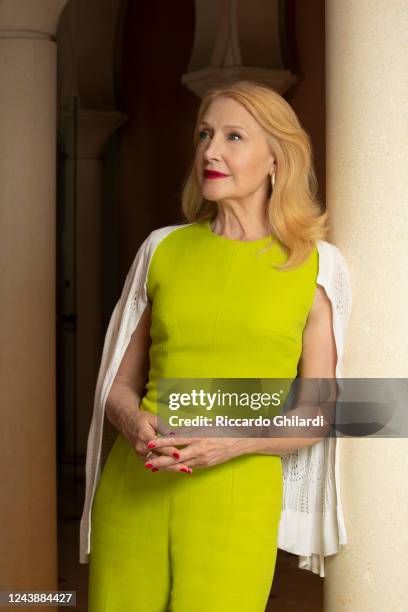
[105,303,152,437]
[246,284,338,456]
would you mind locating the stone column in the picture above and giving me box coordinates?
[58,109,127,479]
[325,1,408,610]
[0,0,69,598]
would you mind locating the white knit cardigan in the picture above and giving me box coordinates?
[79,223,352,577]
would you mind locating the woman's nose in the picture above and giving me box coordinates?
[203,135,222,161]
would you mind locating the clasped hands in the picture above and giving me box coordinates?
[144,434,251,474]
[146,420,250,474]
[134,409,254,474]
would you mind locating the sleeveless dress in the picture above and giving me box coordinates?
[88,219,318,611]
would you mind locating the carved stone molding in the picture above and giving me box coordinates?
[0,0,69,39]
[182,0,297,98]
[59,109,128,159]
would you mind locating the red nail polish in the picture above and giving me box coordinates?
[179,467,189,473]
[172,452,180,459]
[147,442,156,449]
[145,463,153,468]
[152,467,159,472]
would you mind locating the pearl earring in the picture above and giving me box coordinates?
[271,173,276,187]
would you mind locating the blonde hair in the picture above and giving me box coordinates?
[181,80,329,271]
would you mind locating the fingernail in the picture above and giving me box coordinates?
[152,467,159,472]
[145,463,153,468]
[179,468,189,473]
[172,452,180,459]
[147,442,156,449]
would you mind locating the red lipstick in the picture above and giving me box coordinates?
[203,169,229,179]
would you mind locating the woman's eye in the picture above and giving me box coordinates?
[198,130,241,141]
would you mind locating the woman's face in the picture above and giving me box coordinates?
[194,96,275,205]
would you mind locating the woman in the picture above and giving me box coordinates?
[82,80,351,610]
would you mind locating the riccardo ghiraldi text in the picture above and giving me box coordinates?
[167,414,326,428]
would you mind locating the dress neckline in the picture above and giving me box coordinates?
[204,219,274,245]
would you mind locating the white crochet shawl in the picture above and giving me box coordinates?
[79,223,352,577]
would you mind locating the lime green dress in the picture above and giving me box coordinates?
[88,219,318,611]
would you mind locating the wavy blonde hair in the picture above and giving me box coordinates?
[181,80,329,271]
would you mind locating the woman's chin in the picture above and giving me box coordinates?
[201,186,231,200]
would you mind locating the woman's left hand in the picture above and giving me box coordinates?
[145,436,251,471]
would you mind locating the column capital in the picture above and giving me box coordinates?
[59,109,128,159]
[181,0,297,97]
[0,0,69,40]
